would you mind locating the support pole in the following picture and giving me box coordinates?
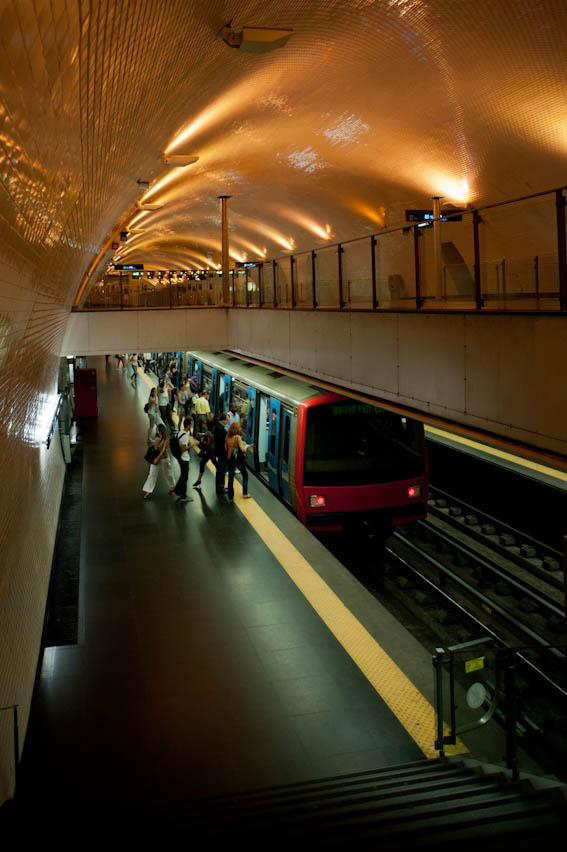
[556,189,567,311]
[218,195,231,306]
[431,196,443,301]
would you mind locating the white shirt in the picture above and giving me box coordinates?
[177,430,190,462]
[227,411,240,426]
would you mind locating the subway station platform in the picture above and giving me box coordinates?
[16,357,449,817]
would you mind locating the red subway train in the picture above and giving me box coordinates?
[184,350,428,533]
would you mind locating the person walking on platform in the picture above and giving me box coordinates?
[225,422,253,502]
[193,416,214,489]
[194,390,211,436]
[115,353,125,369]
[213,412,229,494]
[158,378,175,432]
[128,354,138,387]
[173,416,194,503]
[142,424,176,500]
[146,386,161,442]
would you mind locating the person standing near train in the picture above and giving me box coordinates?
[172,417,194,503]
[225,422,253,502]
[194,390,211,437]
[213,412,229,494]
[193,416,214,490]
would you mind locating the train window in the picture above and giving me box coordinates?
[304,401,425,486]
[282,415,291,465]
[269,408,277,455]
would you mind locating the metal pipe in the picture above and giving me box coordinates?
[431,196,443,301]
[473,211,483,309]
[290,256,296,308]
[371,236,378,308]
[218,195,231,306]
[414,226,423,308]
[338,244,345,308]
[556,189,567,311]
[311,251,317,309]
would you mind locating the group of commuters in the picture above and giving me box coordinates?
[141,361,252,503]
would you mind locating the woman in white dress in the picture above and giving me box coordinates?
[143,424,176,499]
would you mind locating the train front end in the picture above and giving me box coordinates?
[295,395,428,533]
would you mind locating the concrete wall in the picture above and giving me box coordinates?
[62,309,229,354]
[228,310,567,457]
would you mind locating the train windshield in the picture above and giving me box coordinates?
[304,401,425,486]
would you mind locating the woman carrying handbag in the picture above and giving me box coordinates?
[142,424,176,499]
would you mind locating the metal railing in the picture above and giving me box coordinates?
[77,186,567,313]
[433,639,567,781]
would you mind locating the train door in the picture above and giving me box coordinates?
[195,361,202,390]
[210,368,218,412]
[218,374,226,411]
[280,410,293,504]
[257,393,271,483]
[246,387,257,471]
[188,355,194,377]
[266,397,281,494]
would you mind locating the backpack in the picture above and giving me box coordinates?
[143,403,149,413]
[169,430,185,462]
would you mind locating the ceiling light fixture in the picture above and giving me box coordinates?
[218,22,293,53]
[162,154,199,167]
[136,201,163,210]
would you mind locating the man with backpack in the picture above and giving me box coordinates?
[171,417,194,503]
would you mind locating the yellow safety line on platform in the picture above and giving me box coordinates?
[136,367,463,756]
[214,464,466,759]
[425,425,567,483]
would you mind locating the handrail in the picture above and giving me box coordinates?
[78,184,567,313]
[0,704,19,791]
[433,642,567,782]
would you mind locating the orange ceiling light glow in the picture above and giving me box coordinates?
[350,201,387,227]
[165,72,282,154]
[426,174,472,203]
[264,203,332,241]
[141,168,186,202]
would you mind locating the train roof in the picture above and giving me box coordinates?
[190,350,329,406]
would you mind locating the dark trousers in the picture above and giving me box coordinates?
[199,451,212,476]
[160,404,175,430]
[174,459,189,498]
[227,458,248,499]
[215,456,227,493]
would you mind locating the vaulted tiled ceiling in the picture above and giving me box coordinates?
[1,0,566,304]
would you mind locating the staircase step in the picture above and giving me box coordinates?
[165,758,463,815]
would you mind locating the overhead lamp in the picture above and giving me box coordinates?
[128,228,146,234]
[136,201,163,210]
[218,22,293,53]
[162,154,199,167]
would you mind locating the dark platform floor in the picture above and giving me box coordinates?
[17,357,424,811]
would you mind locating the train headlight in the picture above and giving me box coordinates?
[407,485,422,498]
[309,495,327,507]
